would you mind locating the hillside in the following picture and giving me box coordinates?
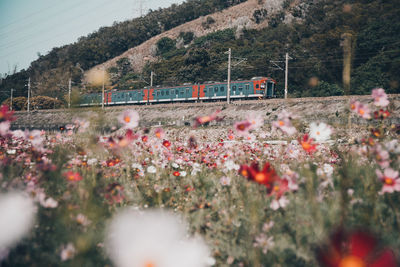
[85,0,284,76]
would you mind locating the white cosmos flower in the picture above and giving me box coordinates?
[0,192,35,250]
[309,122,332,142]
[147,166,157,173]
[118,109,139,129]
[105,209,214,267]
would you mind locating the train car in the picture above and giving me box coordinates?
[79,77,275,107]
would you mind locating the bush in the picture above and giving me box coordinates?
[23,96,64,110]
[2,96,27,111]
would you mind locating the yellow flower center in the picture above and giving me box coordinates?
[255,173,266,182]
[338,256,365,267]
[359,109,365,115]
[144,261,155,267]
[124,116,131,123]
[384,177,394,185]
[316,131,320,136]
[278,120,284,126]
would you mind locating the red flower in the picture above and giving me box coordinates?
[173,171,180,177]
[141,135,148,142]
[162,140,171,148]
[194,110,223,127]
[0,105,15,122]
[239,162,278,192]
[374,109,390,120]
[299,134,317,154]
[63,171,83,182]
[106,158,120,167]
[317,229,398,267]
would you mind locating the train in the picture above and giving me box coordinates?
[80,76,276,106]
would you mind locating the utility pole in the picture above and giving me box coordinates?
[27,77,31,112]
[150,71,154,87]
[102,67,105,109]
[342,33,352,96]
[227,48,231,104]
[10,89,13,111]
[68,78,71,108]
[284,53,289,99]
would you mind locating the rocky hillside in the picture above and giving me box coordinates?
[85,0,293,77]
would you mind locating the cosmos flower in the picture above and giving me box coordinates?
[154,128,165,139]
[239,162,279,192]
[246,112,264,131]
[194,110,222,127]
[118,109,139,129]
[309,122,332,142]
[0,105,15,122]
[253,234,274,254]
[234,120,252,137]
[0,121,10,136]
[350,100,371,119]
[220,176,231,186]
[0,193,35,252]
[271,110,297,136]
[105,209,214,267]
[376,168,400,194]
[371,88,389,107]
[63,171,83,182]
[60,243,76,261]
[316,229,397,267]
[299,134,317,154]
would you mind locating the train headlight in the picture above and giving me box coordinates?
[260,83,266,89]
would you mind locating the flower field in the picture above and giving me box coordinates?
[0,89,399,266]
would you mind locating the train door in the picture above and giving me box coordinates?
[266,81,275,98]
[185,87,190,100]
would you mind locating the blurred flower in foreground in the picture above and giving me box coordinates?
[0,105,15,122]
[105,209,214,267]
[60,243,76,261]
[299,134,317,154]
[271,110,297,136]
[239,162,279,192]
[309,122,332,142]
[194,110,223,127]
[317,228,398,267]
[350,100,371,119]
[0,193,35,260]
[376,168,400,194]
[118,109,139,129]
[371,88,389,107]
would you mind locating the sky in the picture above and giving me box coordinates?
[0,0,184,75]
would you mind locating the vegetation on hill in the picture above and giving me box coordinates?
[125,0,399,98]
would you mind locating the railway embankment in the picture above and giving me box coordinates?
[11,95,400,131]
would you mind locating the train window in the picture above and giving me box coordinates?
[166,91,169,96]
[220,87,224,91]
[232,86,236,91]
[152,93,155,96]
[157,91,160,96]
[171,89,174,94]
[129,93,133,97]
[256,84,259,89]
[245,84,249,90]
[161,91,164,96]
[180,90,184,95]
[204,89,207,93]
[214,87,218,93]
[186,88,189,93]
[239,87,243,91]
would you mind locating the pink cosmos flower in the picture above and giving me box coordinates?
[0,121,10,136]
[376,168,400,194]
[371,88,389,107]
[272,110,297,136]
[246,112,264,131]
[118,109,139,129]
[234,120,252,137]
[350,100,371,119]
[194,109,223,127]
